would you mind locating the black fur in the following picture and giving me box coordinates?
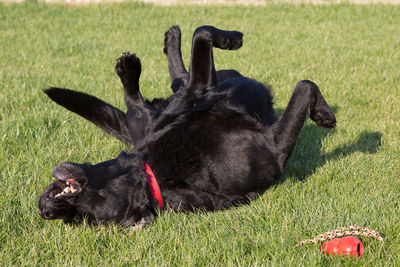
[39,25,336,228]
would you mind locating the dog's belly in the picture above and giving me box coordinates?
[216,77,277,126]
[201,131,280,196]
[141,108,280,199]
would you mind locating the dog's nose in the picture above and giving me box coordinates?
[38,197,56,219]
[237,38,243,47]
[39,208,53,219]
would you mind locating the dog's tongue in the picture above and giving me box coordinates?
[66,178,76,184]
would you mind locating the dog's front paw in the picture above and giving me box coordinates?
[164,25,181,54]
[214,30,243,51]
[129,222,145,232]
[115,52,141,84]
[128,217,153,232]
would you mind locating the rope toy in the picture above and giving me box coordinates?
[297,226,383,257]
[297,225,383,246]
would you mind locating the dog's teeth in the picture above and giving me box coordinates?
[63,187,71,193]
[66,182,70,185]
[71,187,77,193]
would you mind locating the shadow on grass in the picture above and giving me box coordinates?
[274,106,382,183]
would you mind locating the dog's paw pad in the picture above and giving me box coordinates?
[165,25,181,39]
[115,53,141,79]
[123,53,141,70]
[311,110,336,128]
[164,25,181,54]
[115,59,125,76]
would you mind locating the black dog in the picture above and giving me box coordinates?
[39,25,336,228]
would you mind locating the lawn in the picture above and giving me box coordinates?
[0,2,399,265]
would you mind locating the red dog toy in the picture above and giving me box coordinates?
[297,225,384,257]
[320,236,364,257]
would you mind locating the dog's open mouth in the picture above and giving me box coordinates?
[50,178,80,198]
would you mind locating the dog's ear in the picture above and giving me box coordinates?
[44,88,133,144]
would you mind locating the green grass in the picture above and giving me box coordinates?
[1,2,399,265]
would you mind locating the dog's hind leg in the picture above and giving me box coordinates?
[267,80,336,171]
[115,52,158,143]
[185,26,243,99]
[164,25,188,93]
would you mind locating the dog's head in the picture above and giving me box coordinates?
[38,152,155,226]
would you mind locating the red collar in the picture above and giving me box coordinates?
[143,160,163,209]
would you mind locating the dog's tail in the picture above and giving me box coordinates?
[44,87,133,144]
